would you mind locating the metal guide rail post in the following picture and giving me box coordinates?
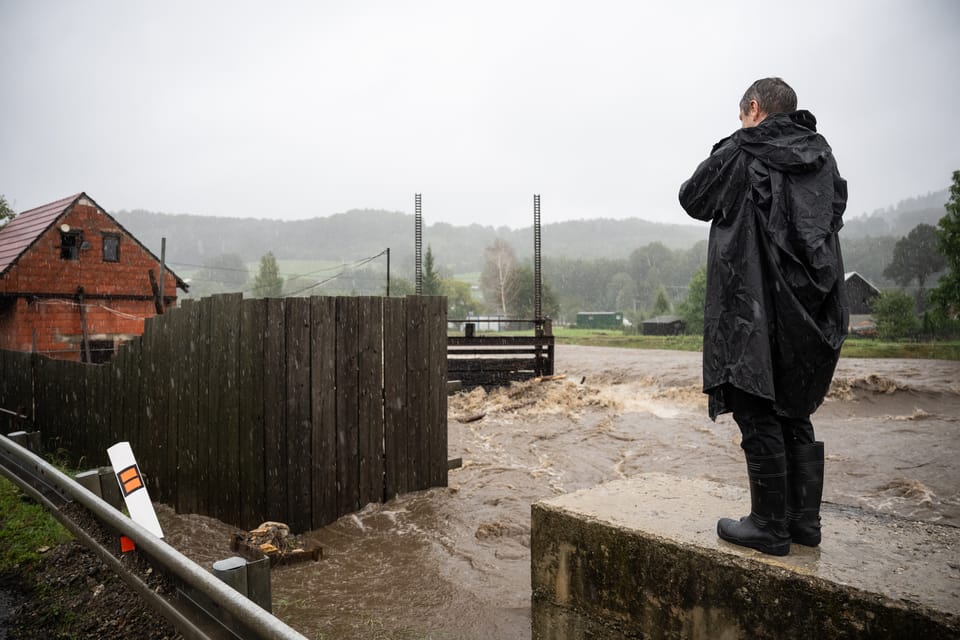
[0,432,308,640]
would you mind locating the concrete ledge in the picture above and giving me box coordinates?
[531,473,959,639]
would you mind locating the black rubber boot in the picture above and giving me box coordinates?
[786,441,824,547]
[717,451,791,556]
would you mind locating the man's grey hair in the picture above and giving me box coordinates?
[740,77,797,116]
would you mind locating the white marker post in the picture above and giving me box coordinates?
[107,442,164,551]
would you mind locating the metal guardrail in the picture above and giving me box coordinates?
[0,432,307,640]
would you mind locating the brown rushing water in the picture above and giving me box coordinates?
[156,345,960,640]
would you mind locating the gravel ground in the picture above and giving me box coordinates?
[0,501,181,640]
[1,540,180,640]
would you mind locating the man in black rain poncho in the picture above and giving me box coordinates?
[679,77,848,556]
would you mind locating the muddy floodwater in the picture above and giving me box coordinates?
[156,345,960,639]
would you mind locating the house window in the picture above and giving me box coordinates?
[85,339,116,364]
[60,231,82,260]
[102,234,121,262]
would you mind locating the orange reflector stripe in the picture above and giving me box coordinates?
[117,464,144,497]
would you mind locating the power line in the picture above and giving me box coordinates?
[283,251,388,297]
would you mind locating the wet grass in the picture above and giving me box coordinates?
[552,328,703,351]
[543,328,960,360]
[840,338,960,360]
[0,475,72,572]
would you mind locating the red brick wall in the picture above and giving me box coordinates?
[0,297,153,360]
[0,198,179,360]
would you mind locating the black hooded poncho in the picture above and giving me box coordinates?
[679,110,848,420]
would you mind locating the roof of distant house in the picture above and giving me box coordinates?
[844,271,881,294]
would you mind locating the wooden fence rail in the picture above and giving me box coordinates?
[0,294,448,534]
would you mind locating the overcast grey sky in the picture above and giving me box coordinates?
[2,0,958,229]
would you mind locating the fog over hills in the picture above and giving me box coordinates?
[112,208,709,275]
[112,185,950,283]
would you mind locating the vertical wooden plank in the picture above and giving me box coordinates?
[406,296,429,490]
[336,296,360,516]
[122,338,143,454]
[176,300,201,514]
[0,351,10,433]
[285,297,312,533]
[219,293,242,523]
[263,298,287,522]
[109,346,126,458]
[195,297,214,515]
[238,298,267,530]
[205,296,224,519]
[31,357,49,443]
[77,361,92,462]
[77,362,93,469]
[382,297,407,499]
[142,316,165,499]
[358,297,384,505]
[155,313,174,503]
[310,296,337,529]
[427,296,449,488]
[61,360,79,458]
[161,307,180,506]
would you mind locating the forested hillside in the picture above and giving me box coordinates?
[109,184,952,322]
[112,208,708,275]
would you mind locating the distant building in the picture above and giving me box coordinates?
[844,271,881,315]
[642,315,685,336]
[576,311,623,330]
[0,192,187,362]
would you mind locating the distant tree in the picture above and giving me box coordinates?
[421,245,443,296]
[883,223,946,309]
[193,253,249,290]
[0,194,14,227]
[442,279,480,318]
[251,252,284,298]
[930,170,960,316]
[509,264,559,319]
[628,242,676,311]
[841,236,899,287]
[871,290,919,339]
[651,287,672,316]
[480,239,518,316]
[607,272,637,312]
[677,266,707,336]
[389,277,416,297]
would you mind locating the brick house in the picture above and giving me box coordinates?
[0,192,187,362]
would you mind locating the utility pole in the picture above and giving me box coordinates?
[158,237,167,313]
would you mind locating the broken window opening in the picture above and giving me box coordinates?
[60,231,83,260]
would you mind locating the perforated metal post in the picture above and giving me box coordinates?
[534,194,542,323]
[415,194,423,295]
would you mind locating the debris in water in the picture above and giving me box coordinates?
[231,521,322,567]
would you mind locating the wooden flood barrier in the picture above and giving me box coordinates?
[0,294,448,534]
[447,321,554,388]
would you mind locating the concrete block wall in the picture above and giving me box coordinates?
[531,473,959,639]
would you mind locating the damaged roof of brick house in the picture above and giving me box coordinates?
[0,191,188,290]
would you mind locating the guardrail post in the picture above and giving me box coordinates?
[245,556,273,613]
[74,466,124,511]
[213,556,272,613]
[7,430,41,454]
